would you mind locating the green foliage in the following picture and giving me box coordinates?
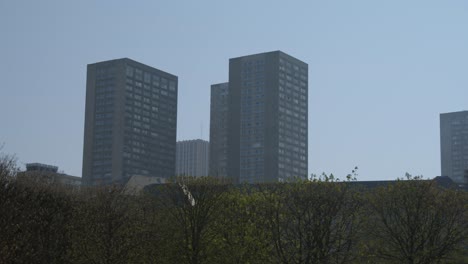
[68,186,144,264]
[0,176,72,263]
[363,175,468,264]
[258,180,363,264]
[212,186,272,264]
[0,153,466,264]
[153,176,231,264]
[310,166,359,182]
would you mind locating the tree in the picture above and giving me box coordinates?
[68,186,142,264]
[0,150,73,264]
[259,176,363,264]
[212,185,272,264]
[0,147,18,179]
[365,174,468,264]
[152,176,230,264]
[126,192,179,264]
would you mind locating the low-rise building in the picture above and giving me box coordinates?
[17,163,81,187]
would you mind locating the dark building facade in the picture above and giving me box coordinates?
[440,111,468,186]
[227,51,308,183]
[82,58,178,186]
[176,139,209,177]
[209,82,229,177]
[18,163,82,187]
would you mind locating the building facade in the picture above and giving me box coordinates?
[227,51,308,183]
[82,58,178,186]
[18,163,82,187]
[209,82,229,177]
[176,139,209,177]
[440,111,468,186]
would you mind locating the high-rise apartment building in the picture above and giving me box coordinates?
[209,82,229,177]
[176,139,209,177]
[82,58,178,186]
[227,51,308,183]
[440,111,468,186]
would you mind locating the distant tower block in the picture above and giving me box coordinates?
[226,51,308,183]
[82,58,178,186]
[440,111,468,186]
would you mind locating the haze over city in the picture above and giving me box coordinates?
[1,0,468,181]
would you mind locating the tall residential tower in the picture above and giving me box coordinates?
[82,58,178,185]
[440,111,468,186]
[227,51,308,183]
[209,82,229,177]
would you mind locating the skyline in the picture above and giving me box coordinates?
[1,1,468,181]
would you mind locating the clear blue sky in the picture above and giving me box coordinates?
[1,0,467,181]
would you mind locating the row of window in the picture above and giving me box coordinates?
[94,119,113,127]
[126,66,176,90]
[125,104,176,120]
[279,58,307,74]
[279,83,307,96]
[281,96,307,108]
[278,106,306,119]
[126,84,176,99]
[279,155,307,166]
[96,67,116,79]
[279,132,307,145]
[279,65,307,79]
[241,84,264,93]
[95,75,115,86]
[240,161,265,169]
[279,148,306,159]
[95,102,114,113]
[278,164,307,174]
[279,120,307,134]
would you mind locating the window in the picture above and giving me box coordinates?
[152,75,160,86]
[126,66,134,77]
[135,69,143,80]
[144,72,151,83]
[169,81,176,91]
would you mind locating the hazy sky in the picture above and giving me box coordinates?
[1,1,467,181]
